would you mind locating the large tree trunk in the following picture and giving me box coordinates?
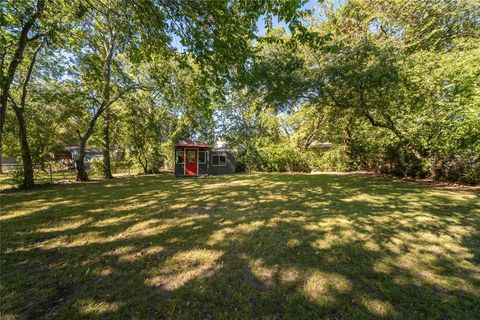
[76,138,89,181]
[102,110,113,179]
[75,108,103,181]
[12,107,34,187]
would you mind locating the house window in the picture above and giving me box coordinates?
[212,154,226,166]
[187,150,195,163]
[176,150,184,164]
[199,151,206,164]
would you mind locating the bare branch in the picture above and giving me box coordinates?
[364,111,425,161]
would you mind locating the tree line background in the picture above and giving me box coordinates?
[1,0,479,187]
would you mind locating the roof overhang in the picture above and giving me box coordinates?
[174,140,210,148]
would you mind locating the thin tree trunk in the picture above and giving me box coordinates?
[74,18,136,182]
[135,144,148,174]
[301,114,324,150]
[138,155,148,174]
[129,113,148,174]
[99,28,115,180]
[102,110,113,179]
[76,25,115,181]
[343,116,353,153]
[0,140,3,174]
[75,85,132,182]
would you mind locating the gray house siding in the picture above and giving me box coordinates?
[208,151,235,175]
[198,162,208,175]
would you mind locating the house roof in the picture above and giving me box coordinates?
[309,141,333,148]
[175,140,210,148]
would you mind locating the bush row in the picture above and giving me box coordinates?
[235,143,479,184]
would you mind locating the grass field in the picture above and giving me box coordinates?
[0,171,77,190]
[1,173,479,319]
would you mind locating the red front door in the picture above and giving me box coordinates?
[185,149,197,175]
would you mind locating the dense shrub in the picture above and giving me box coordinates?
[89,157,103,177]
[111,161,133,174]
[236,143,310,172]
[308,147,349,172]
[11,168,24,186]
[347,128,429,178]
[89,158,135,176]
[258,144,310,172]
[430,151,480,184]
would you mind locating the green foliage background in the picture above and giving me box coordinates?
[1,0,479,184]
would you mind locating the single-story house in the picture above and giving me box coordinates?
[308,141,333,149]
[174,140,235,177]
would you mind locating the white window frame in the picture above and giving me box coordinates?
[198,150,206,164]
[176,150,185,164]
[212,154,227,166]
[186,149,196,164]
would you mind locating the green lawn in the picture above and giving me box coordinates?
[1,173,479,319]
[0,171,77,190]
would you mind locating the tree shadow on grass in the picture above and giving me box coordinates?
[1,173,479,319]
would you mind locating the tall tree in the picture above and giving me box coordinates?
[228,0,479,180]
[72,2,138,181]
[0,0,45,182]
[1,0,73,186]
[7,42,43,187]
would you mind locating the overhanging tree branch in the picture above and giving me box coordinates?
[364,111,425,161]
